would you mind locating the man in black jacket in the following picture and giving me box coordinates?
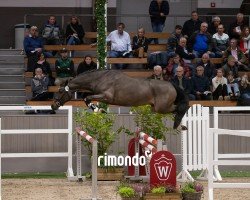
[182,11,202,39]
[149,0,169,44]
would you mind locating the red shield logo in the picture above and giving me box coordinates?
[150,151,176,187]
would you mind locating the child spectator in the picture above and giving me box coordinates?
[77,55,97,75]
[227,71,240,99]
[191,66,212,100]
[212,68,229,100]
[31,68,49,101]
[65,16,85,45]
[132,27,149,58]
[34,52,54,86]
[55,48,74,86]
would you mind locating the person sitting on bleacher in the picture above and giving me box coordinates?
[31,68,49,101]
[212,24,229,58]
[212,68,230,100]
[34,52,54,86]
[171,66,195,100]
[65,16,85,45]
[107,22,132,69]
[188,22,215,58]
[239,26,250,56]
[23,26,44,72]
[228,13,248,40]
[42,15,62,56]
[223,38,249,71]
[222,55,239,78]
[196,53,216,84]
[182,11,202,39]
[191,66,212,100]
[166,25,183,57]
[227,71,240,100]
[54,48,74,86]
[148,65,164,80]
[164,53,191,81]
[77,55,97,75]
[238,74,250,105]
[132,27,149,58]
[208,16,221,35]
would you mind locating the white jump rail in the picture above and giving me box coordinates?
[208,128,250,200]
[213,106,250,181]
[0,106,74,181]
[75,127,101,200]
[177,104,210,182]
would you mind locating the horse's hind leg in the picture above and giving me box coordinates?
[173,101,189,130]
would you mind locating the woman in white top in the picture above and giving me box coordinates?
[212,68,229,100]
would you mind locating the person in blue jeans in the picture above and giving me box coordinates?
[149,0,169,44]
[107,23,132,69]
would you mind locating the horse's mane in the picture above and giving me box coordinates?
[77,69,123,77]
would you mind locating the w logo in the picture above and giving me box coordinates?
[150,151,176,187]
[154,156,172,180]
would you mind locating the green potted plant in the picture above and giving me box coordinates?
[130,105,173,140]
[74,105,124,180]
[180,182,203,200]
[144,185,181,200]
[117,182,150,200]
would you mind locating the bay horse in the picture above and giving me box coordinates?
[51,70,189,130]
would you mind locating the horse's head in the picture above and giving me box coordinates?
[51,81,73,110]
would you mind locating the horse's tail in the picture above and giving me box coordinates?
[172,83,189,129]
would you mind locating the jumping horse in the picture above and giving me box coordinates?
[51,70,189,130]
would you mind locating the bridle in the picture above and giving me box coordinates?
[54,86,72,107]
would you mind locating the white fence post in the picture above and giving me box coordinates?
[177,104,210,182]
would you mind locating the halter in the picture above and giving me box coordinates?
[55,86,72,106]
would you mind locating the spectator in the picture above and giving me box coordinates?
[107,22,132,69]
[55,48,74,86]
[182,11,202,39]
[196,53,216,84]
[164,53,191,81]
[223,38,249,71]
[212,68,229,100]
[208,16,221,35]
[148,65,164,80]
[166,25,183,56]
[23,26,44,72]
[238,74,250,105]
[188,22,215,58]
[42,15,62,56]
[212,24,229,58]
[77,55,97,75]
[149,0,169,44]
[227,71,240,99]
[171,66,195,100]
[239,26,250,55]
[222,55,239,78]
[132,27,149,58]
[31,68,49,101]
[176,37,195,62]
[34,52,54,86]
[191,66,212,100]
[228,13,248,40]
[65,16,85,45]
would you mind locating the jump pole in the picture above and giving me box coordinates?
[75,127,101,200]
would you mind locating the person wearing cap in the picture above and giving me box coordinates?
[23,26,44,72]
[54,48,74,86]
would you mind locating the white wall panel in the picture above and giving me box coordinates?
[198,0,243,9]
